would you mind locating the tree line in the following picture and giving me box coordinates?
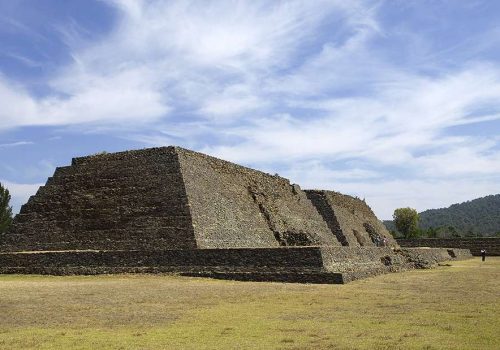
[388,195,500,238]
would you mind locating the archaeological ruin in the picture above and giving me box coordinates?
[0,146,471,283]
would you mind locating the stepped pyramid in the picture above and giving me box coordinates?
[0,147,471,283]
[306,190,398,247]
[3,147,341,251]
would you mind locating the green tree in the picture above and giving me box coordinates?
[0,182,13,234]
[426,226,440,238]
[393,207,419,238]
[445,226,461,238]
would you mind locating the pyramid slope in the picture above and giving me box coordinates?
[1,147,341,252]
[306,190,398,248]
[176,148,340,248]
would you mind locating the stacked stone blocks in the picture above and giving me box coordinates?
[398,238,500,256]
[0,146,472,283]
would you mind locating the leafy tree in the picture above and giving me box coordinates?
[0,182,13,234]
[426,226,440,238]
[393,207,419,238]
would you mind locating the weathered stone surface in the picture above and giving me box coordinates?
[1,147,338,251]
[398,247,472,268]
[177,148,338,248]
[0,146,472,283]
[397,238,500,256]
[0,246,471,283]
[306,190,398,248]
[1,147,196,251]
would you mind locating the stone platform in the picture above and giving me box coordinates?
[398,238,500,256]
[0,246,471,284]
[0,146,473,283]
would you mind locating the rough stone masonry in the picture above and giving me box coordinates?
[0,146,471,283]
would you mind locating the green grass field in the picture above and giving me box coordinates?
[0,257,498,350]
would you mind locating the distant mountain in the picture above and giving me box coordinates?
[384,194,500,237]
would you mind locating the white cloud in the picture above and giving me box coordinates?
[0,77,38,129]
[199,84,264,120]
[0,141,33,148]
[0,0,372,131]
[201,64,500,171]
[414,140,500,177]
[106,0,356,68]
[0,66,170,130]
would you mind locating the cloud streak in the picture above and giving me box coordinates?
[0,141,33,148]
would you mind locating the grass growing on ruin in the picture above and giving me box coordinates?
[1,258,499,350]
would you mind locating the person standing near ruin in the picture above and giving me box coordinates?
[481,249,486,262]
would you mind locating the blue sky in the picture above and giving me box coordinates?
[1,0,499,219]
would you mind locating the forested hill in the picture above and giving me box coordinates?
[384,194,500,237]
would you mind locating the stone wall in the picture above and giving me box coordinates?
[397,238,500,256]
[0,247,346,283]
[0,247,349,284]
[306,190,398,248]
[397,248,472,268]
[177,148,339,248]
[0,246,471,283]
[1,147,197,252]
[0,248,324,273]
[320,246,406,271]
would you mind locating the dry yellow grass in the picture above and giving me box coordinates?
[0,257,499,349]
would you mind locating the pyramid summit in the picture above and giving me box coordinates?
[0,146,470,283]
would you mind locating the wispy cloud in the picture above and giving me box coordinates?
[0,141,34,148]
[0,1,371,131]
[1,52,42,68]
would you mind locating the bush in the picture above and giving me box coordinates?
[0,182,13,234]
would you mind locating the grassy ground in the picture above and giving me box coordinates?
[0,257,498,350]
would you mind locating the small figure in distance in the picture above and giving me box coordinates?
[375,236,380,247]
[480,249,486,262]
[383,237,388,247]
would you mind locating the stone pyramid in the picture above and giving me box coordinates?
[2,147,342,251]
[0,146,470,283]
